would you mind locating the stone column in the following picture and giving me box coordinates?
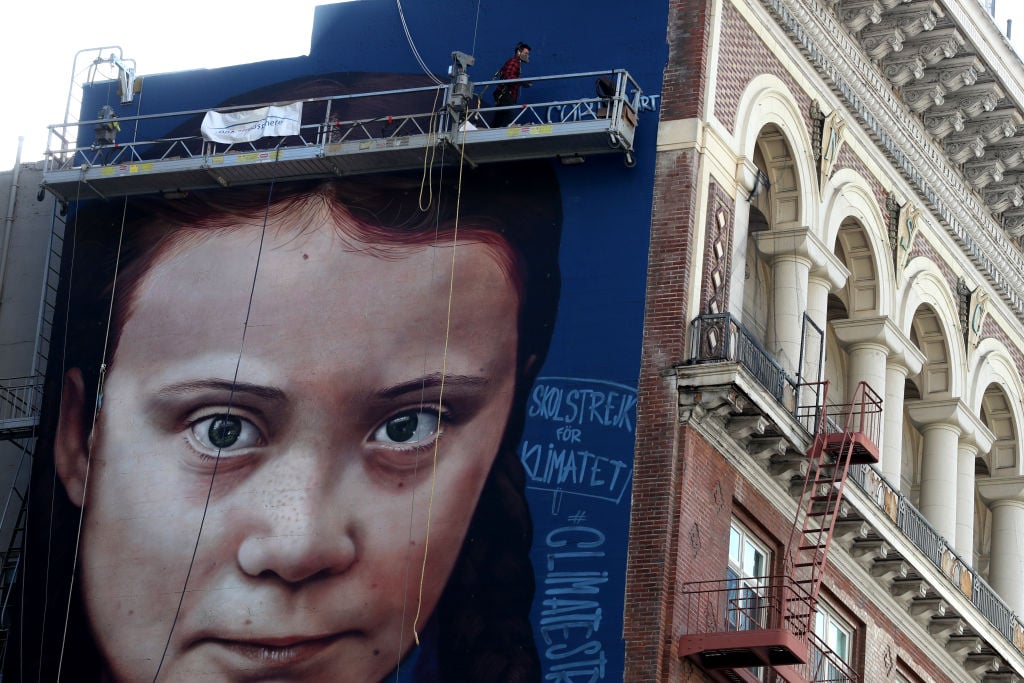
[954,423,994,565]
[832,318,920,465]
[757,228,841,379]
[804,255,848,386]
[978,479,1024,614]
[956,442,980,563]
[882,332,924,489]
[907,400,984,543]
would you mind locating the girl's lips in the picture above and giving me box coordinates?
[206,632,350,668]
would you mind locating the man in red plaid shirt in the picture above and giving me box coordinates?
[492,42,531,127]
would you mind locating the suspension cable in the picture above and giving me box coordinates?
[396,0,444,85]
[42,178,84,683]
[150,147,285,683]
[56,183,128,682]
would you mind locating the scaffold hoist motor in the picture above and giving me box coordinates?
[447,51,475,115]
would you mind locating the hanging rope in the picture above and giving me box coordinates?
[418,88,444,212]
[411,99,474,645]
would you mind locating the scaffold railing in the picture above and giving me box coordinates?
[40,69,644,203]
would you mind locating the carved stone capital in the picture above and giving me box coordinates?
[1003,208,1024,237]
[904,82,946,113]
[930,55,985,92]
[930,82,1004,120]
[963,157,1005,190]
[839,0,883,33]
[882,52,926,86]
[883,0,942,39]
[966,108,1024,145]
[923,107,965,139]
[943,134,985,164]
[860,23,905,61]
[984,186,1024,214]
[906,27,965,66]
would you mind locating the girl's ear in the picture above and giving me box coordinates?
[55,368,90,508]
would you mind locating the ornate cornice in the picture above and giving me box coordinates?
[763,0,1024,327]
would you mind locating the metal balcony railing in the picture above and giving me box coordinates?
[790,631,859,683]
[688,313,798,407]
[678,575,855,680]
[850,465,1020,645]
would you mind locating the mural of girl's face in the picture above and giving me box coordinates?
[56,212,521,682]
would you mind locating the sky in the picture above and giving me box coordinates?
[0,0,329,169]
[1,1,1024,170]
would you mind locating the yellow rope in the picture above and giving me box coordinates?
[418,88,443,212]
[412,100,473,644]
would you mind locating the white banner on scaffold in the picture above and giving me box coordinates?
[201,102,303,143]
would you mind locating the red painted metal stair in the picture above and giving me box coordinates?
[677,381,881,683]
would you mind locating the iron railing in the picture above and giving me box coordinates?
[679,575,857,680]
[850,464,1019,644]
[679,574,814,640]
[685,312,1022,660]
[688,313,798,407]
[0,376,43,434]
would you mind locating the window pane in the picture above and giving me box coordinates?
[742,539,759,575]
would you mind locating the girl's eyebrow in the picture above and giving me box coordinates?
[376,373,489,400]
[153,379,287,403]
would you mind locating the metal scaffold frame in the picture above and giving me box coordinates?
[40,68,644,203]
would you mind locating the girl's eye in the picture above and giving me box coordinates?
[190,414,263,453]
[373,410,441,446]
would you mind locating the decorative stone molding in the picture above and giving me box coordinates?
[883,52,927,86]
[888,199,922,283]
[839,0,883,32]
[943,133,985,164]
[957,277,992,357]
[812,102,847,186]
[964,156,1007,190]
[984,186,1024,214]
[763,0,1024,350]
[932,55,985,92]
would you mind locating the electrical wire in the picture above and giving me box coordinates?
[150,147,284,683]
[471,0,483,57]
[396,0,444,86]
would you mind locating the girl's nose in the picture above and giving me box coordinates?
[236,477,357,583]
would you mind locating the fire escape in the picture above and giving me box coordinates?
[677,380,882,683]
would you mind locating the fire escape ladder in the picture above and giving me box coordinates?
[786,381,882,613]
[678,380,881,683]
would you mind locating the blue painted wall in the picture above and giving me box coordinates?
[72,1,667,679]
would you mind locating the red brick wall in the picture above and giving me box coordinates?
[624,143,701,681]
[673,427,965,682]
[714,3,813,136]
[662,0,714,121]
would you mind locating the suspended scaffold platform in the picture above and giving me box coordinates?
[39,67,644,204]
